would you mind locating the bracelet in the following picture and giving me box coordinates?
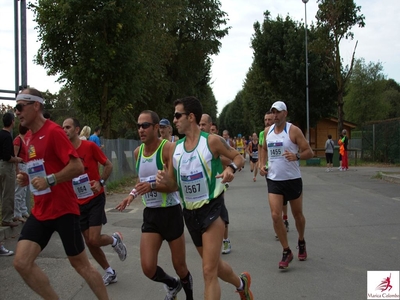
[150,182,156,190]
[129,188,138,198]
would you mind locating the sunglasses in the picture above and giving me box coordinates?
[174,112,189,120]
[159,125,167,129]
[137,122,155,129]
[14,101,35,112]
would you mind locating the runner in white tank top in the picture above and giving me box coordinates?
[259,101,313,270]
[116,110,193,299]
[156,97,253,299]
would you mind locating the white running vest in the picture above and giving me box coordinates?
[266,122,301,181]
[136,139,180,207]
[173,131,224,210]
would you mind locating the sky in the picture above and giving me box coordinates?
[1,1,400,114]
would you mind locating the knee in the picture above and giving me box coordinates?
[202,264,218,282]
[142,263,156,279]
[13,256,30,275]
[271,211,282,223]
[86,237,101,248]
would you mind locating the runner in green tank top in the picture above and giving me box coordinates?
[157,97,254,300]
[116,110,193,300]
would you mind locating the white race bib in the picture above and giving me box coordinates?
[180,170,208,202]
[268,141,284,161]
[72,173,94,199]
[26,159,51,195]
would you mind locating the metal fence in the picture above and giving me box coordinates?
[102,138,141,183]
[358,119,400,164]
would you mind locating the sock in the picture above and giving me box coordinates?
[180,271,193,300]
[151,266,176,288]
[112,236,117,247]
[237,276,244,290]
[284,247,291,253]
[105,267,114,274]
[283,215,288,220]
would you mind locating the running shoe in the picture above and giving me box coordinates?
[279,249,293,269]
[284,219,289,232]
[0,245,14,256]
[236,272,253,300]
[164,277,182,300]
[112,232,127,261]
[222,239,231,254]
[103,270,117,286]
[297,239,307,261]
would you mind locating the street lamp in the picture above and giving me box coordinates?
[302,0,310,143]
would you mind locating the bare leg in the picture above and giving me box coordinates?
[68,250,109,300]
[13,240,59,300]
[82,226,113,270]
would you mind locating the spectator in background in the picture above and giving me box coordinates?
[210,122,218,134]
[338,134,344,171]
[1,112,23,228]
[89,126,104,148]
[13,124,30,223]
[341,129,349,171]
[79,125,91,140]
[159,118,179,142]
[325,134,334,172]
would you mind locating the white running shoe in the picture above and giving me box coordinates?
[112,232,127,261]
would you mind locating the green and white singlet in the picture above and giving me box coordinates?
[173,131,224,210]
[136,139,180,207]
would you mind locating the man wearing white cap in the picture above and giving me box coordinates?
[259,101,313,270]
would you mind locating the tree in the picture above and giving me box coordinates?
[315,0,365,133]
[31,0,227,137]
[344,59,388,125]
[251,11,336,131]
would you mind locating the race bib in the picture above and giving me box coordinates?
[72,173,94,199]
[26,159,51,195]
[180,170,208,202]
[141,175,162,207]
[268,141,284,161]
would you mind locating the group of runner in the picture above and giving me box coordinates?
[11,88,313,300]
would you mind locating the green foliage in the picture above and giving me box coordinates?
[315,0,365,132]
[344,58,389,125]
[250,11,336,129]
[30,0,228,138]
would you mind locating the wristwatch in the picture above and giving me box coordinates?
[99,179,105,187]
[150,182,156,190]
[227,162,238,173]
[46,174,56,186]
[296,153,301,160]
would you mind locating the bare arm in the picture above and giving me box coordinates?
[285,125,314,161]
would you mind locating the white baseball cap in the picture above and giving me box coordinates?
[270,101,287,112]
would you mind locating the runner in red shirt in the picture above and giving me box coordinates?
[63,117,127,286]
[14,88,109,300]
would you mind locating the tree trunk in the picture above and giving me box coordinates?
[337,91,344,135]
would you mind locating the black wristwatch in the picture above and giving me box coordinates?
[227,162,238,173]
[46,174,56,186]
[99,179,105,187]
[296,153,301,161]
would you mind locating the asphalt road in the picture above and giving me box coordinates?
[1,165,399,300]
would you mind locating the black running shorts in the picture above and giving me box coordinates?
[267,178,303,205]
[19,213,85,256]
[79,192,107,232]
[141,204,184,242]
[183,193,229,247]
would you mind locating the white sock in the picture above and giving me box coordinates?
[112,237,117,247]
[237,276,244,290]
[105,267,114,274]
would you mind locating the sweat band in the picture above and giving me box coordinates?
[16,94,44,103]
